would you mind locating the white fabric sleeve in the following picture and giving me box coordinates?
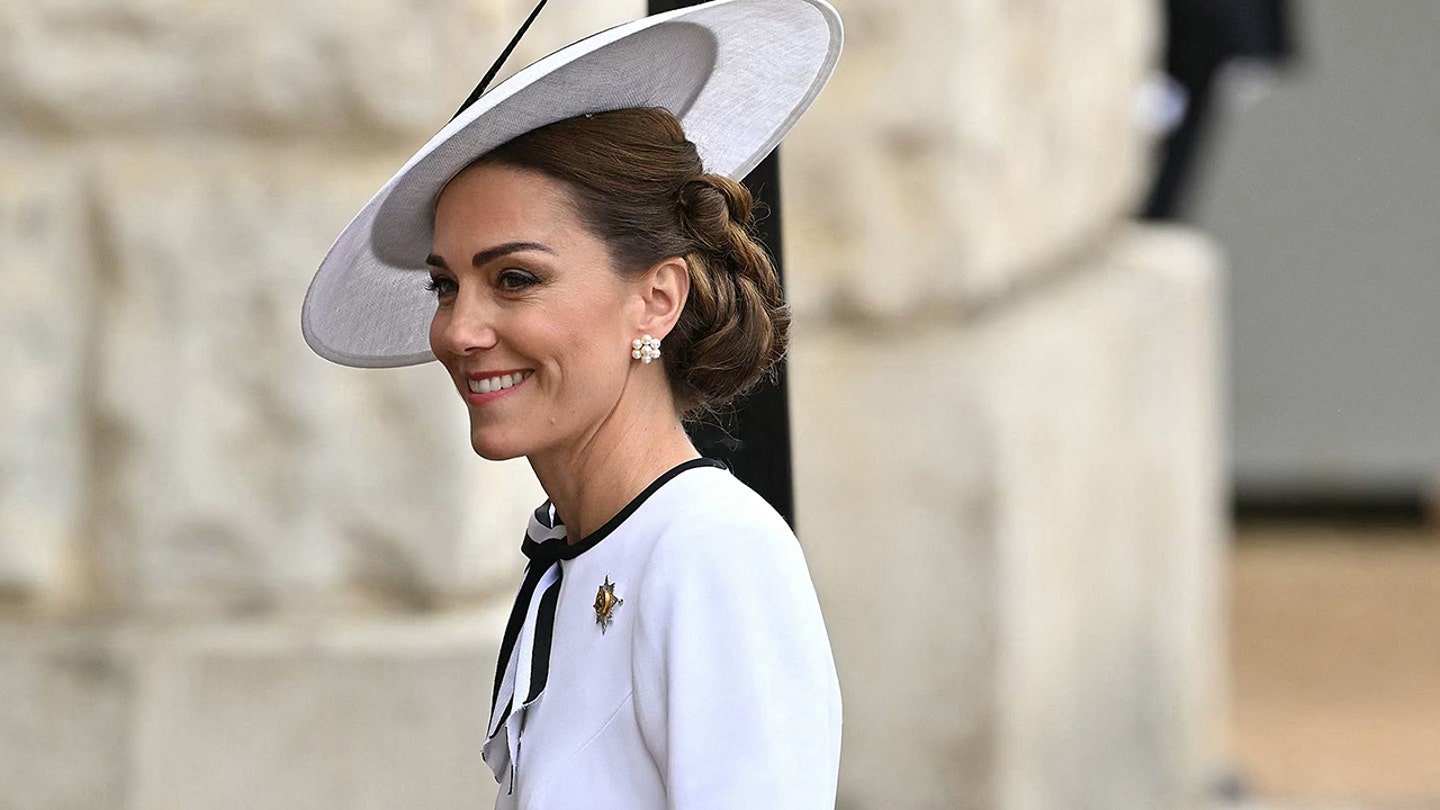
[631,503,843,810]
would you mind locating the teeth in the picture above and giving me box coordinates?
[468,370,530,395]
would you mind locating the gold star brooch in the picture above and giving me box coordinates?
[594,574,623,634]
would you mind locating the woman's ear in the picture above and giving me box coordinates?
[634,255,690,339]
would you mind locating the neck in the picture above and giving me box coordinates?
[526,379,700,543]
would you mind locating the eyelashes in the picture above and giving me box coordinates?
[497,269,540,290]
[424,269,539,298]
[425,276,458,297]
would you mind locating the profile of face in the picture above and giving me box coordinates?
[427,161,680,461]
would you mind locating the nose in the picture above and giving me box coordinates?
[431,287,499,357]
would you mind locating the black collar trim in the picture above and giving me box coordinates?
[521,457,727,562]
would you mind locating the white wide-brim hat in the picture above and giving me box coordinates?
[301,0,843,368]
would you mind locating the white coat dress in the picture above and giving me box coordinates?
[482,457,843,809]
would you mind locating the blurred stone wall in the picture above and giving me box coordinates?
[792,231,1226,810]
[0,0,1226,809]
[781,1,1228,808]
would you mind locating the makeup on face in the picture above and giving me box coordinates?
[427,163,637,461]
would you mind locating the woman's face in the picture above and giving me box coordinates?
[427,162,644,461]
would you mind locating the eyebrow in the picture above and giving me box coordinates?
[424,241,554,270]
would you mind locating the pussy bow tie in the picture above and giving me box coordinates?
[482,501,569,793]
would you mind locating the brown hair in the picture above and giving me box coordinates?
[471,107,790,418]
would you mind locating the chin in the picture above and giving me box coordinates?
[468,426,533,461]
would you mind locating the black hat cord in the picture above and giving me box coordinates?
[451,0,552,121]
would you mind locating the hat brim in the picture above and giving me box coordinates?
[301,0,843,368]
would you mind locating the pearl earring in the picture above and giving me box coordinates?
[631,334,661,364]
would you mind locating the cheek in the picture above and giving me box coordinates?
[544,299,630,400]
[551,317,622,393]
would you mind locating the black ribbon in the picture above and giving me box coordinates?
[487,524,569,732]
[451,0,553,122]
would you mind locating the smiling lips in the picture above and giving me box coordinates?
[467,369,533,396]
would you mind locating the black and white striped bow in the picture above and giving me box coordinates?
[482,500,569,793]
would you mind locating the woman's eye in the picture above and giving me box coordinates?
[497,269,540,291]
[424,275,458,298]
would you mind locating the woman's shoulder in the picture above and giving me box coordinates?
[651,463,795,540]
[629,462,837,702]
[638,463,811,585]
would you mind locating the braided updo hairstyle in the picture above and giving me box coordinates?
[471,106,790,418]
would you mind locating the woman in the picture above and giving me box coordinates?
[301,1,844,806]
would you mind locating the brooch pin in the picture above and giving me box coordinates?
[594,574,623,634]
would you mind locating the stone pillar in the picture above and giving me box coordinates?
[0,2,644,807]
[781,1,1229,808]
